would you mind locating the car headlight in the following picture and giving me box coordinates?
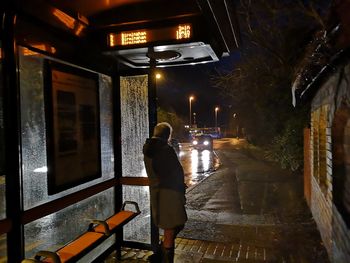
[203,141,209,145]
[193,140,198,145]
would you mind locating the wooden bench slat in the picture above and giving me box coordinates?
[47,232,104,263]
[94,211,136,233]
[25,201,141,263]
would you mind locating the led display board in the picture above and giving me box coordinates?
[108,24,192,47]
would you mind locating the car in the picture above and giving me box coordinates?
[191,135,213,151]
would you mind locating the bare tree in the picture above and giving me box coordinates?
[212,0,329,169]
[214,0,328,139]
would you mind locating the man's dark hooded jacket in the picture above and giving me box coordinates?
[143,137,187,229]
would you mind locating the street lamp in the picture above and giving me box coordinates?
[193,112,197,127]
[233,113,238,138]
[215,106,219,130]
[155,73,162,80]
[189,96,194,127]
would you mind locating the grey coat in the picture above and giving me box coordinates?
[143,137,187,229]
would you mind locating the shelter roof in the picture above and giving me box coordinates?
[17,0,240,68]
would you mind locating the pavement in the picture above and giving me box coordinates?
[106,138,329,262]
[107,237,279,262]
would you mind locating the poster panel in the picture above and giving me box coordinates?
[45,62,101,194]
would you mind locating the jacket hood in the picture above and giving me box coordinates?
[143,137,168,158]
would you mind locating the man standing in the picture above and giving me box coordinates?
[143,122,187,263]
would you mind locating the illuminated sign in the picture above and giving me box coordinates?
[176,24,191,39]
[108,24,192,47]
[122,31,147,46]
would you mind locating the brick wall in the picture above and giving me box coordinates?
[343,121,350,213]
[310,109,333,256]
[310,62,350,262]
[332,207,350,261]
[310,177,333,255]
[304,128,311,205]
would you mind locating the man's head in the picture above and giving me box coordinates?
[153,122,173,141]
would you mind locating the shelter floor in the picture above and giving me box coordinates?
[106,237,277,262]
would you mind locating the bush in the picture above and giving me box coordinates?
[265,121,305,171]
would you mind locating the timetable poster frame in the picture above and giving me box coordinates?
[44,61,101,195]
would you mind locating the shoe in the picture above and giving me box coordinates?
[148,241,163,263]
[161,246,174,263]
[148,252,162,263]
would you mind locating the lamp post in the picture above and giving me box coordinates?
[215,106,219,131]
[233,113,238,138]
[193,112,196,127]
[189,96,194,127]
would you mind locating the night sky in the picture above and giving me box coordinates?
[156,52,240,128]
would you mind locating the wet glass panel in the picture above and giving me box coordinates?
[0,42,5,219]
[120,75,149,178]
[24,188,115,259]
[19,47,114,209]
[120,75,150,243]
[99,75,114,177]
[123,185,151,243]
[0,234,7,262]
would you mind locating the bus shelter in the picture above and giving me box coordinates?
[0,1,239,262]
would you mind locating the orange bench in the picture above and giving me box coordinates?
[22,201,140,263]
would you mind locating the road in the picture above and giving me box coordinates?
[177,142,219,189]
[178,138,329,262]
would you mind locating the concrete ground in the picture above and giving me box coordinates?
[106,138,329,262]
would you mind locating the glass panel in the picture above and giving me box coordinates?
[19,47,114,209]
[0,234,7,262]
[123,185,151,243]
[99,75,114,177]
[0,41,5,219]
[120,75,150,243]
[120,75,149,178]
[24,188,115,259]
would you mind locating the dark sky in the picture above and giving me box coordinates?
[156,52,240,127]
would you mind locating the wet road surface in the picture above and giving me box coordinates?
[177,143,219,188]
[179,138,329,262]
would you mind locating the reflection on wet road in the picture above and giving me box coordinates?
[177,143,219,188]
